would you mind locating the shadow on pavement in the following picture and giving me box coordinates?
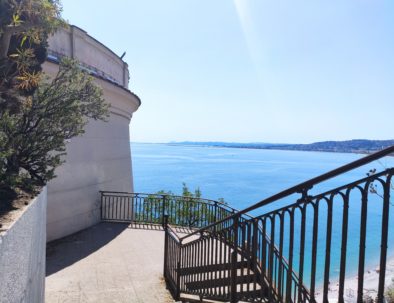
[46,222,129,276]
[46,221,196,277]
[128,222,194,234]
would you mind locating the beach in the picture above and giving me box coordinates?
[316,257,394,302]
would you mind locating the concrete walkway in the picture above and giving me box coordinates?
[46,222,174,303]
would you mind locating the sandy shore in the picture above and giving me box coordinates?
[315,257,394,302]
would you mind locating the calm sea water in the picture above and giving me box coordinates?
[131,143,394,285]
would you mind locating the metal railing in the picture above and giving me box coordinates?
[163,220,182,299]
[100,191,237,228]
[163,146,394,302]
[163,204,309,302]
[100,191,304,301]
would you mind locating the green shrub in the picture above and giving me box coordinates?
[140,184,226,228]
[0,0,108,207]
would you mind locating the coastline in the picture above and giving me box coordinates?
[162,140,394,157]
[135,142,370,159]
[133,142,394,158]
[316,257,394,302]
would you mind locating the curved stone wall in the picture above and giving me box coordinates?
[47,25,129,87]
[44,26,140,241]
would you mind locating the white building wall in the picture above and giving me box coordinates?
[44,26,140,241]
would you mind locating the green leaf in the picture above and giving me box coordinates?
[20,35,27,47]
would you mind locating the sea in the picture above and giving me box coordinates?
[131,142,394,286]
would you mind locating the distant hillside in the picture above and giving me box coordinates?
[169,139,394,154]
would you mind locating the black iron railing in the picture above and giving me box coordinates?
[163,205,309,302]
[100,191,237,228]
[163,220,182,299]
[163,146,394,303]
[100,191,302,301]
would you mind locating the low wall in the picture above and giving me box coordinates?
[0,188,47,303]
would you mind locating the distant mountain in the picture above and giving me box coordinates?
[168,139,394,154]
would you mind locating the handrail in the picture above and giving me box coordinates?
[100,190,236,212]
[253,167,394,220]
[163,220,182,300]
[100,191,239,229]
[180,145,394,241]
[169,202,309,302]
[166,224,182,242]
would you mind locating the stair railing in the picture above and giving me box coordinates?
[166,146,394,303]
[163,215,183,300]
[164,203,307,302]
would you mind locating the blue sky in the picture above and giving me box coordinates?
[61,0,394,143]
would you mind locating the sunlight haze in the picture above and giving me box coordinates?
[61,0,394,143]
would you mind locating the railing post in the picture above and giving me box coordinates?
[176,241,182,300]
[131,193,135,222]
[230,215,239,303]
[377,178,391,302]
[213,201,218,233]
[356,191,368,303]
[251,219,259,295]
[162,195,167,227]
[176,260,181,300]
[100,191,104,220]
[163,214,169,278]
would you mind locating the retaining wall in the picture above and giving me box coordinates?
[0,188,47,303]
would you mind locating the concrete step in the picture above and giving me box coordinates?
[185,273,260,290]
[179,288,269,303]
[179,261,250,276]
[179,293,226,302]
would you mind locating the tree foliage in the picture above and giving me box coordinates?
[141,184,227,228]
[0,0,109,203]
[0,59,108,197]
[0,0,64,109]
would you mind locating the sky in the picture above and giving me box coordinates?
[61,0,394,144]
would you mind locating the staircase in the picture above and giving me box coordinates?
[164,224,269,302]
[179,261,267,302]
[162,146,394,303]
[164,213,310,303]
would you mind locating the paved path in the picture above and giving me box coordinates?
[46,222,174,303]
